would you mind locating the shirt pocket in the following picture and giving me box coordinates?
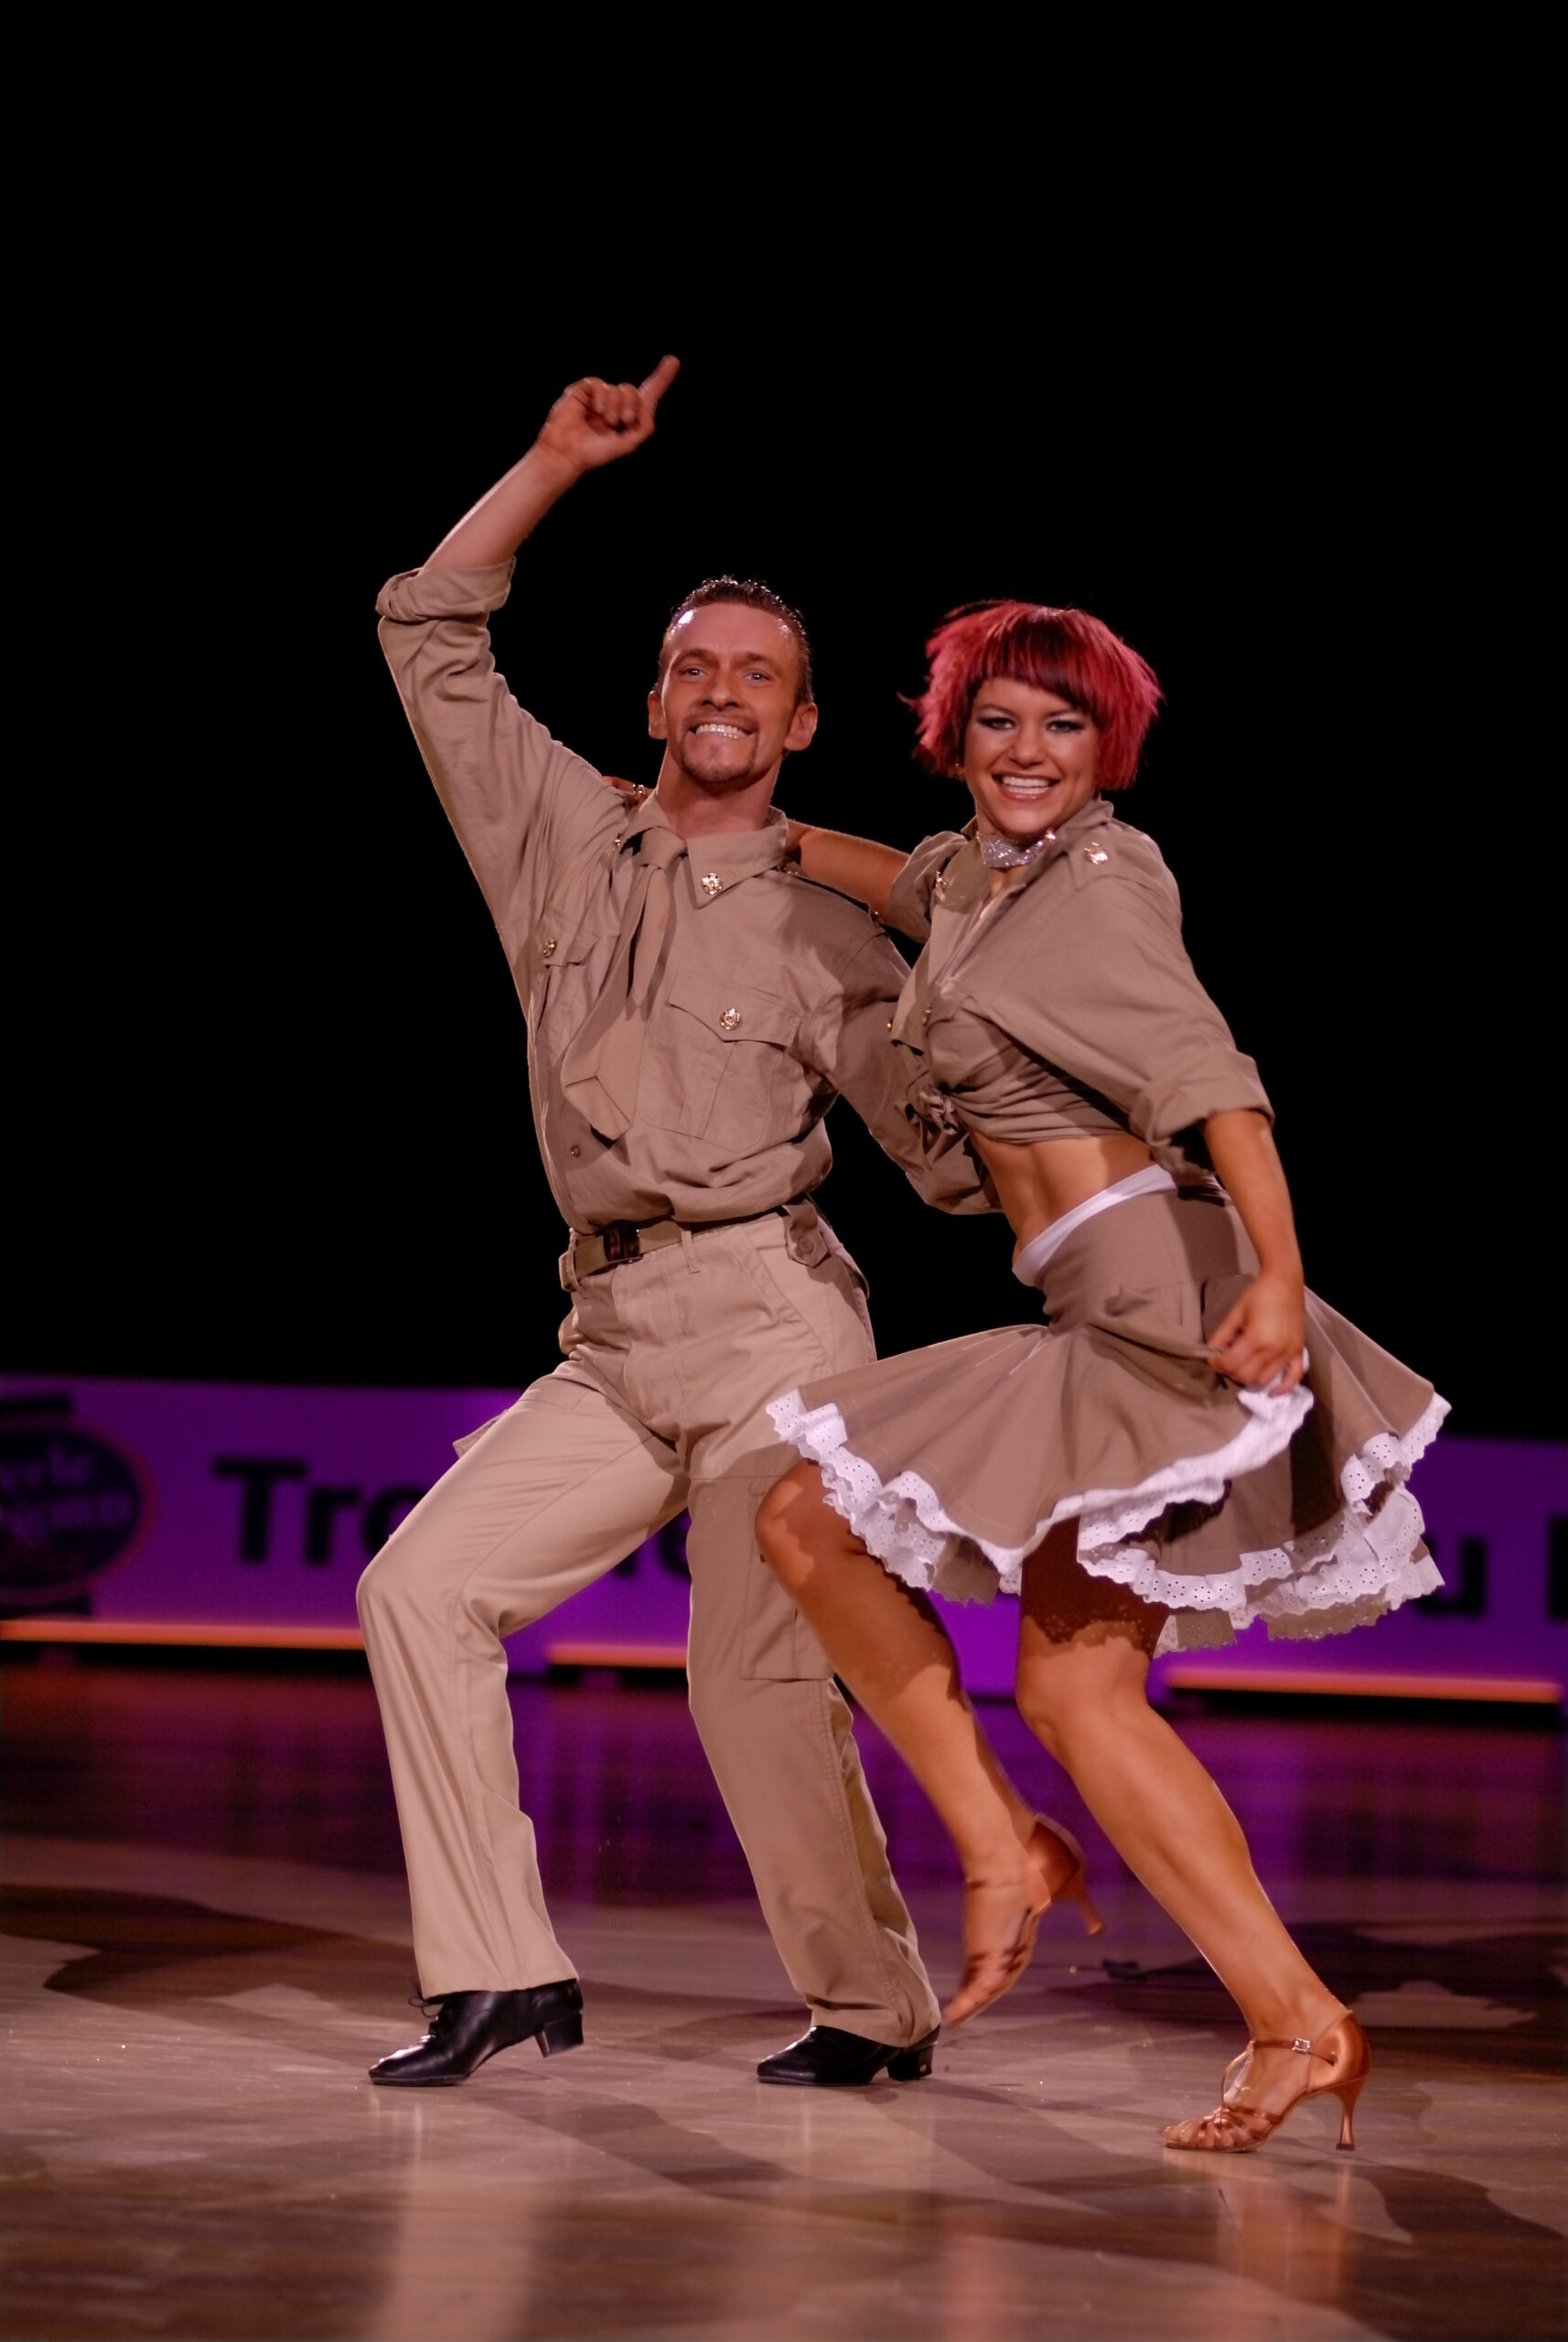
[522,910,605,1058]
[639,979,803,1142]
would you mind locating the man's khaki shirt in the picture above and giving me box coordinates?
[377,560,988,1236]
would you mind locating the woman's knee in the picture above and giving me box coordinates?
[1014,1679,1071,1761]
[1015,1630,1155,1756]
[754,1464,820,1590]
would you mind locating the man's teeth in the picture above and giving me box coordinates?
[693,723,747,737]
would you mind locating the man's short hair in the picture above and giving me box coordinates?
[657,578,815,705]
[911,600,1161,789]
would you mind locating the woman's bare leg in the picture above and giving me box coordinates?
[757,1464,1085,2013]
[1015,1522,1347,2112]
[758,1464,1034,1863]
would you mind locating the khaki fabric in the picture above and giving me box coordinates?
[367,556,982,2046]
[884,796,1272,1175]
[773,1188,1442,1649]
[376,560,988,1231]
[359,1209,939,2044]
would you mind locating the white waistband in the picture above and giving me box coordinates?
[1012,1165,1177,1288]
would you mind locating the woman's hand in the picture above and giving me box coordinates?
[1200,1112,1306,1391]
[1208,1271,1307,1393]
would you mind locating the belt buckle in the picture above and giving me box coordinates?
[599,1223,641,1267]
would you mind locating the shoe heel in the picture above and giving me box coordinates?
[1333,2078,1364,2151]
[537,2014,584,2057]
[886,2040,935,2082]
[1031,1819,1105,1939]
[1066,1877,1107,1939]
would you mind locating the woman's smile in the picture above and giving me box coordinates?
[961,676,1102,839]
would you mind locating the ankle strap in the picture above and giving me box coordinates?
[1251,2026,1348,2057]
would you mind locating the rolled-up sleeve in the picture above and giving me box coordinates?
[986,860,1272,1144]
[883,833,965,944]
[377,561,614,958]
[809,933,996,1214]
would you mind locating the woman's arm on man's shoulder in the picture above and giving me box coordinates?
[783,822,907,923]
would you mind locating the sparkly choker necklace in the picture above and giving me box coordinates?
[979,830,1055,871]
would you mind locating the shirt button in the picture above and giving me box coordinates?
[700,872,722,896]
[541,938,557,958]
[569,1144,582,1157]
[1084,846,1109,865]
[719,1006,742,1031]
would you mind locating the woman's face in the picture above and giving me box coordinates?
[959,676,1101,843]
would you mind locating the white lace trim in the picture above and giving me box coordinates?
[765,1386,1450,1647]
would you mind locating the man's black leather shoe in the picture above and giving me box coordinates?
[370,1982,584,2086]
[757,2024,939,2087]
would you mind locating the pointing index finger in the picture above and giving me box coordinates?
[639,353,682,412]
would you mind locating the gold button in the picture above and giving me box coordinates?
[541,937,557,958]
[1084,846,1109,865]
[701,871,722,896]
[719,1006,742,1031]
[569,1144,581,1157]
[886,1017,894,1031]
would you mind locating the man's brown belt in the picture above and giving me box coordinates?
[562,1206,798,1287]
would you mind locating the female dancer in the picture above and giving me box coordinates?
[757,600,1445,2153]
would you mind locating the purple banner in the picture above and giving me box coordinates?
[3,1374,1563,1696]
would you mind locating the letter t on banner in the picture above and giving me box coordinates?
[211,1458,307,1562]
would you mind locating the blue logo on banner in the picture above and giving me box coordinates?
[0,1403,156,1606]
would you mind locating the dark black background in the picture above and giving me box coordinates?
[10,251,1558,1436]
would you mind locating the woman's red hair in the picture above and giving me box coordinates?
[911,601,1162,789]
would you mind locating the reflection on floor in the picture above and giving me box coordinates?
[3,1660,1563,2341]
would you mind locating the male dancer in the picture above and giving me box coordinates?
[360,358,986,2088]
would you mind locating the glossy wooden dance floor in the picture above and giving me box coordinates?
[3,1659,1563,2341]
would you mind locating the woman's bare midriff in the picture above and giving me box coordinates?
[972,1129,1156,1262]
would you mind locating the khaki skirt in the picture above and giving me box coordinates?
[767,1187,1446,1652]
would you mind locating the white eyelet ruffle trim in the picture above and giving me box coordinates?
[764,1387,1449,1649]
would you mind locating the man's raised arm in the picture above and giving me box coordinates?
[375,360,680,956]
[424,358,680,571]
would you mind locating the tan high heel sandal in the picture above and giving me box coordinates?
[943,1816,1106,2026]
[1163,2014,1371,2154]
[1026,1816,1105,1942]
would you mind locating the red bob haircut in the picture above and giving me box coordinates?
[911,601,1162,790]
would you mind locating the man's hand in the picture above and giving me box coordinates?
[424,357,680,572]
[535,357,681,479]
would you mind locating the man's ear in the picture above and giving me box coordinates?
[647,689,668,741]
[784,701,819,754]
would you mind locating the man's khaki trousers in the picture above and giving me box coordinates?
[357,1208,940,2048]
